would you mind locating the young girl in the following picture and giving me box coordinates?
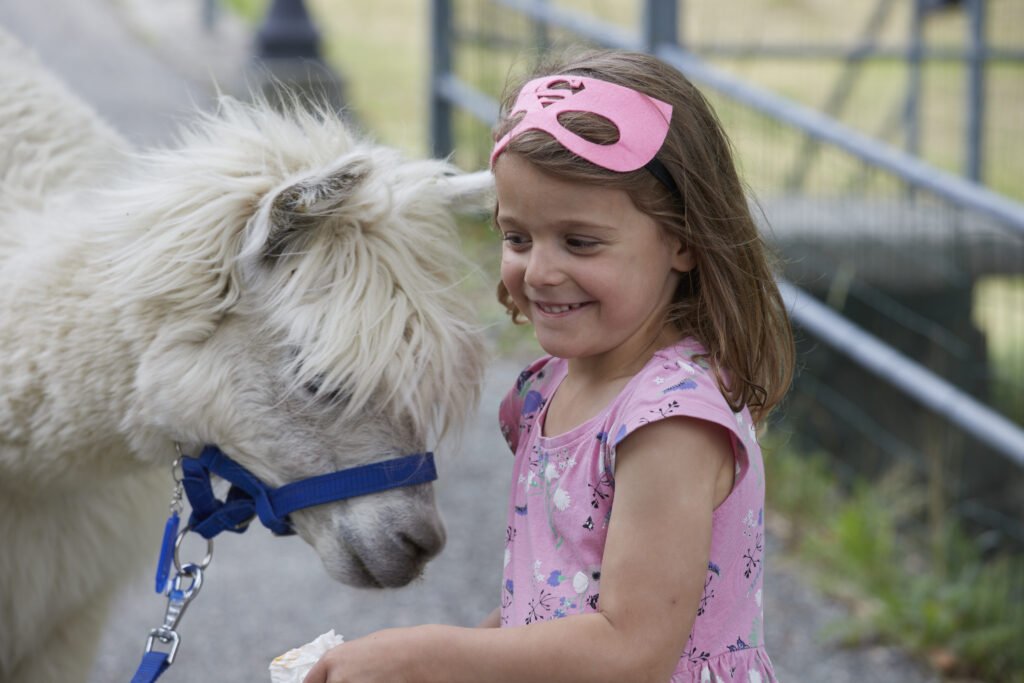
[306,48,794,683]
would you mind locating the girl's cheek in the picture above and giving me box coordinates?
[500,254,522,282]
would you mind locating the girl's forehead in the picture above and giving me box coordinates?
[495,192,640,235]
[494,154,636,219]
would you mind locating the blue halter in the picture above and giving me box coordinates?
[132,444,438,683]
[180,445,438,538]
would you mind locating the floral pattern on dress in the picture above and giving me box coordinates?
[499,342,779,681]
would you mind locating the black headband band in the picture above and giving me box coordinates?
[644,157,683,203]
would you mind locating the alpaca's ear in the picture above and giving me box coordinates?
[262,156,371,260]
[437,170,494,215]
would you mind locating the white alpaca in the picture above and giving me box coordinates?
[0,27,493,682]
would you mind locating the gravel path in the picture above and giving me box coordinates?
[1,2,940,680]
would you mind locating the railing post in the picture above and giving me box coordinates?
[643,0,679,54]
[965,0,986,182]
[904,0,925,159]
[532,0,551,53]
[430,0,454,158]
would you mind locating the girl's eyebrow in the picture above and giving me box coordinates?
[552,218,618,234]
[496,213,618,235]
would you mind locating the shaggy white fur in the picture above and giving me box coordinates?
[0,26,493,682]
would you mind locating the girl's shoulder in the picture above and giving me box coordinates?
[603,340,760,462]
[616,339,722,409]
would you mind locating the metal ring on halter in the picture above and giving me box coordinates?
[173,526,214,573]
[170,443,186,512]
[173,443,187,480]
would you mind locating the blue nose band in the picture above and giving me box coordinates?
[180,445,438,538]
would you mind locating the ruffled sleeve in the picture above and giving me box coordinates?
[603,345,758,476]
[497,356,556,454]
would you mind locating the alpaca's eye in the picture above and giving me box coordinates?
[289,348,350,405]
[303,375,349,405]
[304,375,326,395]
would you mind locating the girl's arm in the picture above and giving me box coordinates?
[477,607,500,628]
[304,416,733,683]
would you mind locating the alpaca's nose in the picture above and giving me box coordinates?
[399,522,446,561]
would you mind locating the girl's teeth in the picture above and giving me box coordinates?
[540,303,579,313]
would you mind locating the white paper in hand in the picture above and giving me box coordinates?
[269,629,345,683]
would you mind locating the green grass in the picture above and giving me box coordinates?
[310,0,432,156]
[973,276,1024,422]
[764,438,1024,682]
[219,0,266,24]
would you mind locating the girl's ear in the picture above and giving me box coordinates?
[670,237,697,274]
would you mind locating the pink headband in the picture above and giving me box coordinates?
[490,74,673,173]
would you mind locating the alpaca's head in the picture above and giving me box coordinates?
[109,98,494,587]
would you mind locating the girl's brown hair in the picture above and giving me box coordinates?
[493,48,794,424]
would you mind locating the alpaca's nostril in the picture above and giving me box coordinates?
[399,533,426,559]
[399,527,445,561]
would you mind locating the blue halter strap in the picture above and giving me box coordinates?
[131,445,437,683]
[181,445,438,538]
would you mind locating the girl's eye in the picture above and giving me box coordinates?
[501,233,530,249]
[566,237,599,250]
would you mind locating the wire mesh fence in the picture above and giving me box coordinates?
[436,0,1024,551]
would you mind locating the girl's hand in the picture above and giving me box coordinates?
[302,628,422,683]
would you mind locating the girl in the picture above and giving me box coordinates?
[306,48,794,683]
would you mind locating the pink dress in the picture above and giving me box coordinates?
[498,340,778,682]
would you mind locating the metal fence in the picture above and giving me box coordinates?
[429,0,1024,549]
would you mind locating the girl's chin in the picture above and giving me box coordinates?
[531,332,595,360]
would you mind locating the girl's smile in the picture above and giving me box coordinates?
[494,153,695,375]
[533,300,592,316]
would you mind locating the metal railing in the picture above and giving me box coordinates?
[429,0,1024,544]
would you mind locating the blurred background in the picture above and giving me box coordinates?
[2,0,1020,681]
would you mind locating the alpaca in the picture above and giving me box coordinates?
[0,26,492,682]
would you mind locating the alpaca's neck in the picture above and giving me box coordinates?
[0,224,165,486]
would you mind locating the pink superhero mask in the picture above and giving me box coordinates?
[490,74,673,173]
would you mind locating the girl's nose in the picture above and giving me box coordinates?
[523,245,565,289]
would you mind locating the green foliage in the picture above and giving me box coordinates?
[219,0,267,24]
[765,445,1024,681]
[762,436,835,536]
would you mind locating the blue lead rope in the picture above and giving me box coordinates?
[131,445,438,682]
[131,651,171,683]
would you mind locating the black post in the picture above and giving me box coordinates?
[251,0,347,115]
[905,0,925,159]
[643,0,678,54]
[430,0,453,158]
[965,0,986,182]
[256,0,321,60]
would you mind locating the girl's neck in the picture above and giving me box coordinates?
[566,323,680,385]
[543,328,682,437]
